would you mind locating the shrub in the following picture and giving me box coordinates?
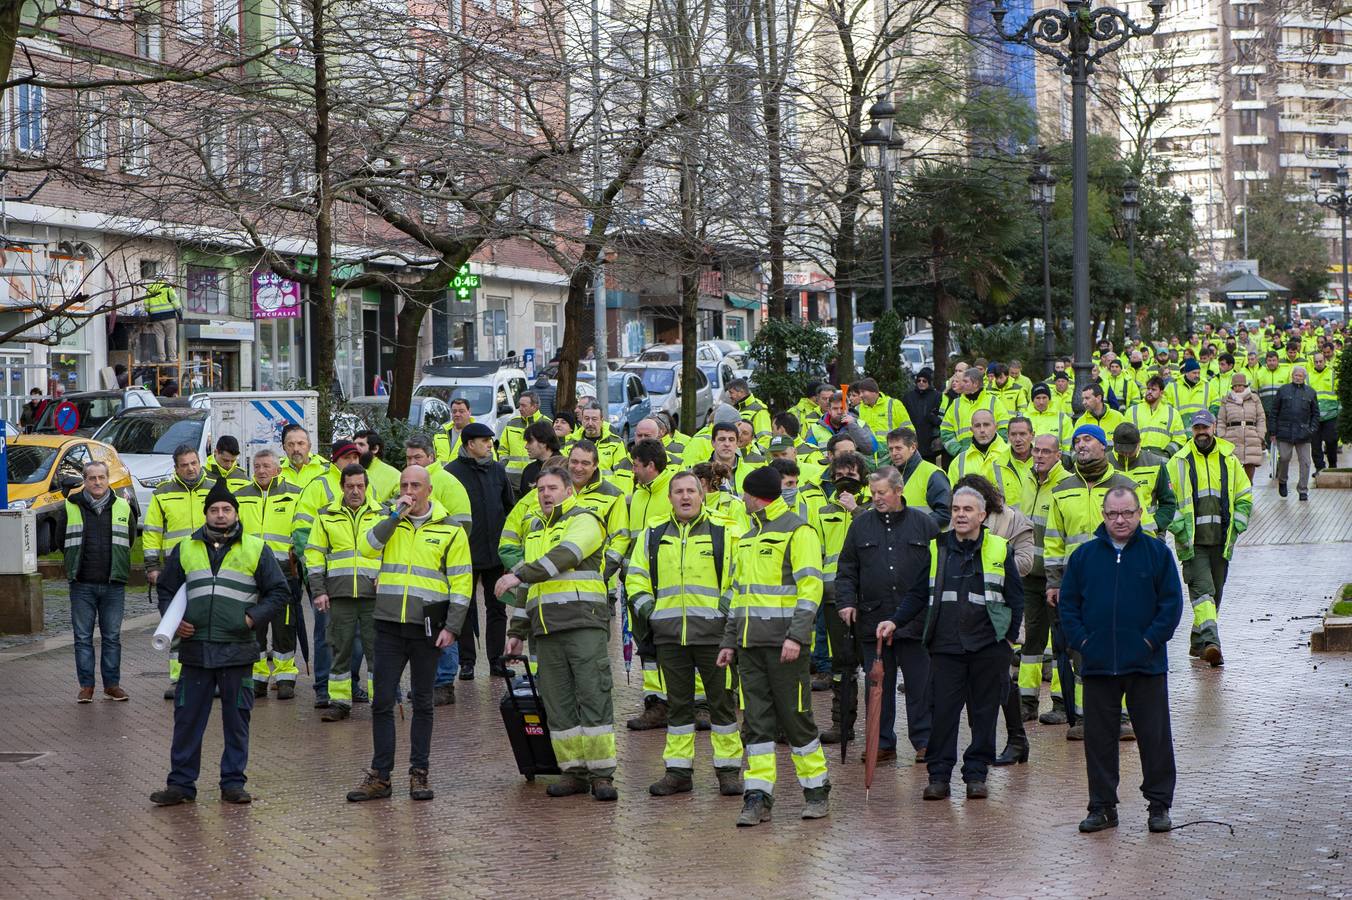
[747,319,836,414]
[862,310,914,398]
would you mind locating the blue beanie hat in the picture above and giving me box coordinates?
[1071,423,1107,448]
[1180,358,1201,373]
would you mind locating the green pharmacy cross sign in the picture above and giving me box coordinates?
[452,264,480,301]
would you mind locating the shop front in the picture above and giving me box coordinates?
[252,270,307,392]
[184,320,253,391]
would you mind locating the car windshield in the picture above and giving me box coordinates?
[903,346,924,364]
[34,396,120,432]
[607,374,630,398]
[7,445,59,485]
[413,384,495,416]
[637,348,678,362]
[96,414,205,455]
[634,368,675,394]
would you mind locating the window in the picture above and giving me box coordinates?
[1239,108,1259,135]
[519,0,536,23]
[727,67,756,144]
[13,84,44,154]
[185,265,230,315]
[283,139,314,194]
[76,91,106,168]
[121,99,151,175]
[203,120,226,177]
[239,124,262,181]
[179,0,205,41]
[1234,4,1255,28]
[1237,74,1257,100]
[215,0,241,46]
[134,12,162,60]
[497,80,514,129]
[534,301,558,359]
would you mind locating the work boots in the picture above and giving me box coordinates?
[546,774,590,797]
[1020,696,1039,722]
[253,680,268,699]
[1039,697,1068,725]
[626,696,668,731]
[810,671,832,692]
[346,769,392,802]
[693,705,712,731]
[591,778,618,802]
[649,772,694,796]
[276,682,295,701]
[1201,644,1224,667]
[433,684,456,706]
[716,771,744,796]
[736,791,772,827]
[409,768,434,801]
[801,788,830,820]
[320,704,351,723]
[819,691,855,745]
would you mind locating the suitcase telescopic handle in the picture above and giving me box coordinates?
[500,653,543,700]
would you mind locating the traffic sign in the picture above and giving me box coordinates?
[54,401,80,434]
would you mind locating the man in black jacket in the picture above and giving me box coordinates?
[1272,366,1320,500]
[150,481,290,806]
[903,368,944,462]
[835,466,939,763]
[446,422,516,679]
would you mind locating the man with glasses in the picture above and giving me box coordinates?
[1060,487,1183,835]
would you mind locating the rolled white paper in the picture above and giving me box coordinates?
[151,585,188,651]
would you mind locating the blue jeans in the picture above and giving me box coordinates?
[70,581,125,688]
[434,642,460,687]
[812,606,831,673]
[312,605,332,698]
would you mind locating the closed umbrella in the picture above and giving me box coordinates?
[863,637,886,799]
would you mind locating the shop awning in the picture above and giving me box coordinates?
[725,293,759,310]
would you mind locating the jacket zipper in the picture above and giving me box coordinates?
[679,522,688,646]
[1113,546,1121,672]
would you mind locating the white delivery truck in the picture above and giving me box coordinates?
[202,391,319,476]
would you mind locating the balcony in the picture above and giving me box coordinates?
[1277,113,1352,134]
[1280,148,1347,168]
[1233,134,1270,144]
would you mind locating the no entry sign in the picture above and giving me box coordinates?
[53,401,80,435]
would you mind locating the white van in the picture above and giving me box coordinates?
[413,360,529,435]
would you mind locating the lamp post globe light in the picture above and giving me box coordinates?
[1310,149,1352,325]
[991,0,1165,393]
[1028,146,1058,363]
[1122,177,1139,342]
[861,91,899,313]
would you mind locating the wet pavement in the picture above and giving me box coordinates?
[3,471,1352,898]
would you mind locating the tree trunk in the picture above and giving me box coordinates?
[310,0,336,445]
[832,195,860,386]
[679,160,699,430]
[0,2,21,108]
[930,256,954,386]
[556,258,595,424]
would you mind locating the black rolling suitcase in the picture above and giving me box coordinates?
[499,654,560,781]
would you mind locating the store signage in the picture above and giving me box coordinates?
[252,271,302,319]
[196,320,256,341]
[452,263,480,301]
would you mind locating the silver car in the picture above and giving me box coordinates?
[622,362,713,433]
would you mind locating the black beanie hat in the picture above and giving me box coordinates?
[742,466,783,502]
[203,478,239,513]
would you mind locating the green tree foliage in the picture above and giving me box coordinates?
[748,319,836,414]
[1338,338,1352,446]
[862,311,914,397]
[1243,177,1330,302]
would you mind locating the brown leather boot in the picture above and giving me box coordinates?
[716,770,745,796]
[345,769,391,802]
[546,774,591,797]
[410,768,434,801]
[649,772,693,796]
[625,697,668,731]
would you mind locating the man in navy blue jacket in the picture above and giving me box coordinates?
[1060,486,1183,835]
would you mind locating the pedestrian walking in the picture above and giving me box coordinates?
[52,461,137,703]
[1215,373,1266,482]
[878,485,1024,801]
[150,480,290,806]
[1272,366,1320,500]
[1060,487,1183,835]
[346,465,472,803]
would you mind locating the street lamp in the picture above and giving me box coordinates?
[1122,177,1139,343]
[991,0,1165,394]
[1310,150,1352,325]
[861,91,899,313]
[1028,146,1058,364]
[1180,194,1194,336]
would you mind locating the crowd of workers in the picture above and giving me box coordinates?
[55,315,1343,831]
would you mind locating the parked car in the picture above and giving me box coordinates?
[577,371,653,444]
[637,342,746,399]
[412,361,529,435]
[901,329,959,368]
[6,435,138,552]
[28,388,159,437]
[622,361,713,432]
[92,407,211,513]
[334,396,453,440]
[1314,305,1346,324]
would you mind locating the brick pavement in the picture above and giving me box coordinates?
[3,473,1352,898]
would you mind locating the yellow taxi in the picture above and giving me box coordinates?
[6,435,137,548]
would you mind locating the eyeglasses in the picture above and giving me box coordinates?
[1103,510,1140,520]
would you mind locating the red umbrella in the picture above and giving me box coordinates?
[863,637,886,799]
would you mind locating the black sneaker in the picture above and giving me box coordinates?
[1278,482,1288,497]
[458,666,475,682]
[221,786,252,804]
[1079,808,1119,833]
[1148,807,1172,833]
[150,786,194,806]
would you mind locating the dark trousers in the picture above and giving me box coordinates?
[1083,673,1176,812]
[1313,418,1339,470]
[861,637,932,752]
[927,643,1008,784]
[371,621,441,778]
[167,663,253,796]
[459,567,506,669]
[1052,607,1080,723]
[1000,642,1026,746]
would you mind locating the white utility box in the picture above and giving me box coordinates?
[0,508,38,574]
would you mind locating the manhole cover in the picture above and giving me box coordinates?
[0,752,48,764]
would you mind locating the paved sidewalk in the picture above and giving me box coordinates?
[2,474,1351,898]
